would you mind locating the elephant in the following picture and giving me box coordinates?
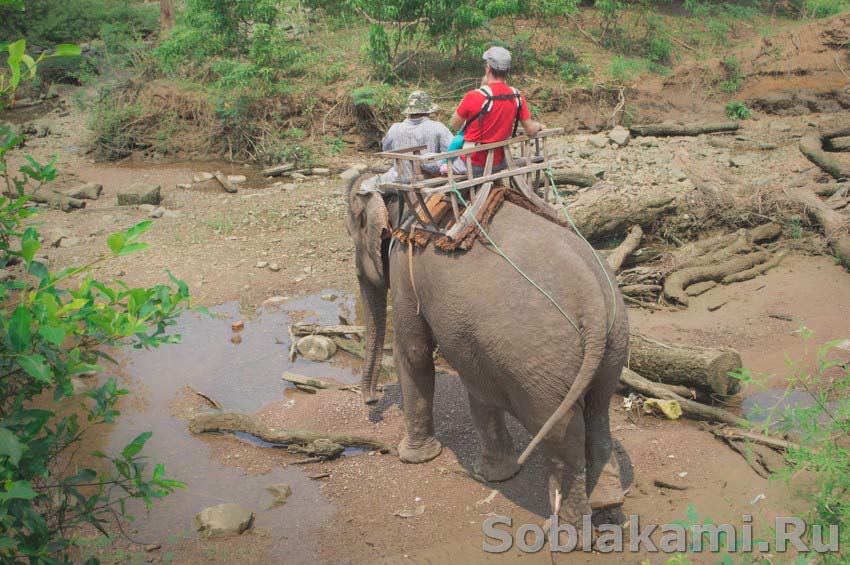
[345,173,629,527]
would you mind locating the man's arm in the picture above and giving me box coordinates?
[450,111,465,132]
[521,118,544,136]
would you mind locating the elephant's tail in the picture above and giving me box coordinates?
[516,330,605,465]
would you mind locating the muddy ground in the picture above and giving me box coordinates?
[4,15,850,563]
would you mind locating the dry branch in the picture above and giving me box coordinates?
[630,121,740,137]
[786,185,850,268]
[606,225,644,272]
[628,332,742,396]
[721,250,788,284]
[188,412,393,453]
[620,368,748,427]
[799,135,850,180]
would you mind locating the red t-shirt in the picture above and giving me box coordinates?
[456,82,530,167]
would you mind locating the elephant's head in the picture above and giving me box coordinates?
[346,174,390,405]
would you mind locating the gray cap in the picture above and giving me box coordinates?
[483,46,511,72]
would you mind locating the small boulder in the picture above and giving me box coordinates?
[139,204,157,213]
[117,184,161,206]
[59,237,80,248]
[64,182,102,200]
[311,167,331,176]
[192,172,214,183]
[194,503,253,539]
[162,210,182,219]
[265,483,293,509]
[295,335,337,361]
[729,155,750,168]
[227,175,248,184]
[148,206,165,219]
[608,126,631,147]
[587,134,608,149]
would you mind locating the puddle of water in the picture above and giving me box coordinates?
[742,387,841,433]
[91,291,362,559]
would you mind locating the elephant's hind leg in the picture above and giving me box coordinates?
[394,304,442,464]
[584,371,625,520]
[546,411,592,528]
[468,394,520,482]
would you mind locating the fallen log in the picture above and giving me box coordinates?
[799,135,850,180]
[786,186,850,268]
[821,126,850,141]
[566,183,677,240]
[628,332,742,396]
[549,170,599,188]
[620,368,748,427]
[213,171,238,193]
[188,412,394,453]
[28,191,86,212]
[824,137,850,152]
[263,163,295,177]
[606,225,644,272]
[292,324,365,337]
[664,250,772,306]
[630,121,740,138]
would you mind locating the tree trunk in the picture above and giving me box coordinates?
[627,332,743,396]
[629,121,741,137]
[160,0,174,32]
[566,183,677,241]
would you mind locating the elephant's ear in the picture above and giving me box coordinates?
[348,192,389,287]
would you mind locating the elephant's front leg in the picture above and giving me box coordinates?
[468,394,520,482]
[394,305,442,464]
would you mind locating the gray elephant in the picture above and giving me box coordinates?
[345,174,629,526]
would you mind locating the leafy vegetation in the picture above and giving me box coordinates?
[724,100,751,120]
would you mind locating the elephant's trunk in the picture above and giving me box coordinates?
[359,280,387,405]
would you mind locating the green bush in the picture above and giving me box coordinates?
[724,100,751,119]
[719,54,744,92]
[607,55,646,82]
[802,0,849,17]
[0,0,157,45]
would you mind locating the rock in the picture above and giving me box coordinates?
[269,262,281,272]
[729,155,750,168]
[227,175,248,184]
[64,182,102,200]
[59,237,80,248]
[117,184,161,206]
[770,121,792,132]
[340,167,362,183]
[263,163,295,177]
[148,206,165,219]
[758,143,778,150]
[139,204,157,212]
[311,167,331,176]
[669,167,687,182]
[162,210,182,218]
[193,172,214,183]
[287,438,344,459]
[685,281,717,297]
[608,126,631,147]
[291,172,308,181]
[295,335,337,361]
[265,483,292,509]
[256,260,269,269]
[587,134,608,149]
[194,503,253,539]
[587,166,606,179]
[35,120,58,138]
[176,183,192,190]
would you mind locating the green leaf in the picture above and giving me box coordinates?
[121,431,152,459]
[50,44,83,58]
[126,221,153,242]
[20,236,40,264]
[107,232,126,255]
[18,354,51,383]
[116,242,149,257]
[7,39,25,89]
[0,480,39,502]
[38,325,66,346]
[0,427,25,466]
[9,305,32,353]
[0,537,17,551]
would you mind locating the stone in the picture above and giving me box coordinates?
[587,134,608,149]
[162,210,182,219]
[608,126,631,147]
[588,166,606,179]
[117,184,161,206]
[770,121,792,132]
[192,172,214,183]
[64,182,102,200]
[139,204,157,212]
[265,483,292,509]
[311,167,331,176]
[269,262,281,272]
[227,175,248,184]
[759,143,778,150]
[194,503,253,539]
[59,237,80,248]
[669,167,687,182]
[291,172,308,181]
[729,155,750,168]
[295,335,337,361]
[148,206,165,219]
[256,260,269,269]
[262,295,290,308]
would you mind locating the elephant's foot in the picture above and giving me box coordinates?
[473,458,521,483]
[398,436,442,464]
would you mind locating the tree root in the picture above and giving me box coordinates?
[663,250,773,306]
[606,225,643,272]
[722,250,788,284]
[800,134,850,180]
[188,412,394,453]
[786,185,850,269]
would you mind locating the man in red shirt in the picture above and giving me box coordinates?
[450,46,543,175]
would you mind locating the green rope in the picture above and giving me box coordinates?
[451,183,581,336]
[544,167,618,335]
